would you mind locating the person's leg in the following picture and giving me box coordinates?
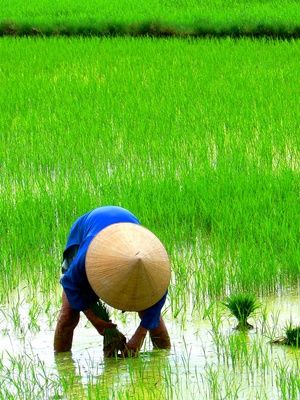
[149,316,171,349]
[138,311,171,350]
[54,291,80,352]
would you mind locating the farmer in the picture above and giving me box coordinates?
[54,206,171,356]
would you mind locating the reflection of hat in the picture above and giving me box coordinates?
[86,223,171,311]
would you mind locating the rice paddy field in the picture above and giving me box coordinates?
[1,0,300,28]
[0,18,299,400]
[2,0,300,37]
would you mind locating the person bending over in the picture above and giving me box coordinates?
[54,206,171,356]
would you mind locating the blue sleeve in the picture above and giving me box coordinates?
[61,237,98,311]
[140,292,168,330]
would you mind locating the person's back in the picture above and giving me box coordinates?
[64,206,140,256]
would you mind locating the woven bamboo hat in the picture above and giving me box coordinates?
[85,223,171,311]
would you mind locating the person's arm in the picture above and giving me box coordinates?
[61,274,117,337]
[60,240,115,335]
[122,292,169,357]
[83,308,117,335]
[54,291,117,352]
[122,325,148,357]
[124,316,171,356]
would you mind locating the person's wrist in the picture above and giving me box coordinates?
[98,320,110,335]
[97,326,105,336]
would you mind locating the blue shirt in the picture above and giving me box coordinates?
[61,206,167,330]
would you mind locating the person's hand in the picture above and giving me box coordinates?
[104,329,127,357]
[122,340,140,357]
[121,326,147,357]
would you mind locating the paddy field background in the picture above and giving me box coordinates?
[2,0,300,37]
[0,5,299,399]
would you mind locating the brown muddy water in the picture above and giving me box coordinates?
[0,287,299,399]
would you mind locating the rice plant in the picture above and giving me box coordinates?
[222,293,259,330]
[272,324,300,347]
[285,325,300,347]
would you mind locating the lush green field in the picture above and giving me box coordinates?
[1,0,300,37]
[0,37,299,306]
[1,0,300,25]
[0,36,299,399]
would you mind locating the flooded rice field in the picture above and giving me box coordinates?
[1,35,299,400]
[0,286,299,399]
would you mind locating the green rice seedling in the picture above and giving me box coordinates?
[227,332,249,370]
[222,293,259,330]
[285,325,300,347]
[28,302,41,332]
[91,300,126,357]
[272,324,300,347]
[276,360,300,400]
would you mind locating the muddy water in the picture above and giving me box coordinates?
[0,287,299,399]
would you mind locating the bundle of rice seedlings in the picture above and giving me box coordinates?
[284,325,300,347]
[222,293,259,330]
[271,324,300,347]
[91,300,126,357]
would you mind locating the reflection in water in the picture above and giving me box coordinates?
[54,352,84,399]
[54,350,171,399]
[0,288,299,399]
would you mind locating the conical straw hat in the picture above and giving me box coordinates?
[86,223,171,311]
